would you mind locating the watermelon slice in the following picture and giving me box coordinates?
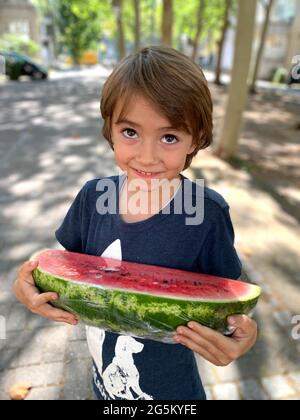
[31,249,261,343]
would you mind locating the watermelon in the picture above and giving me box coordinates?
[31,249,261,343]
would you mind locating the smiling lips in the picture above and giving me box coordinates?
[133,168,163,178]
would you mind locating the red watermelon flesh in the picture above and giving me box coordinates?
[35,250,254,301]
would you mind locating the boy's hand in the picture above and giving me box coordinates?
[14,260,78,326]
[174,315,257,366]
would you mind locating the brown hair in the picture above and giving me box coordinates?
[100,45,213,170]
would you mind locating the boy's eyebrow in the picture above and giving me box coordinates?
[115,118,179,131]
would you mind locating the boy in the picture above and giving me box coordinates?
[14,46,257,400]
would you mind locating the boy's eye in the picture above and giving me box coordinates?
[121,129,178,145]
[122,128,138,139]
[161,134,178,145]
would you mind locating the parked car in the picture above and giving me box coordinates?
[0,51,48,81]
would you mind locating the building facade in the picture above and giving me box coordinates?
[0,0,39,43]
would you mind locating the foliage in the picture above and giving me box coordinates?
[173,0,237,51]
[0,33,40,56]
[31,0,238,61]
[56,0,103,64]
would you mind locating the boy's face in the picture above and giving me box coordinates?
[111,95,196,189]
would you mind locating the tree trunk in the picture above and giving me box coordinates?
[161,0,173,46]
[133,0,141,52]
[191,0,206,62]
[215,0,232,85]
[215,0,257,160]
[249,0,275,94]
[113,0,126,61]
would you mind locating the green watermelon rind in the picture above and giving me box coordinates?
[32,268,261,342]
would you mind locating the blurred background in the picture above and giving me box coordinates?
[0,0,299,400]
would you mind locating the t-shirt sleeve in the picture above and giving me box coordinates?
[55,185,87,253]
[197,205,242,279]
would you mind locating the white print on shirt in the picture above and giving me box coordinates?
[100,238,122,263]
[102,336,153,400]
[86,239,153,400]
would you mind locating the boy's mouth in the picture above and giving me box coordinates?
[132,168,163,179]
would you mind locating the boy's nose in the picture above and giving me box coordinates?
[136,141,159,166]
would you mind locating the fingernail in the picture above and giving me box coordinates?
[177,328,183,334]
[174,336,181,342]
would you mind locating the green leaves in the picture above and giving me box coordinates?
[56,0,102,64]
[31,0,238,63]
[0,34,40,56]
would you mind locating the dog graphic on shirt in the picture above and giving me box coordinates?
[102,335,153,400]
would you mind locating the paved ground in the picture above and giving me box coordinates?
[0,67,299,400]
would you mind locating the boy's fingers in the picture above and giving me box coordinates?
[32,292,58,309]
[187,322,230,349]
[18,260,38,280]
[176,327,230,363]
[175,335,230,366]
[184,322,240,356]
[39,304,77,325]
